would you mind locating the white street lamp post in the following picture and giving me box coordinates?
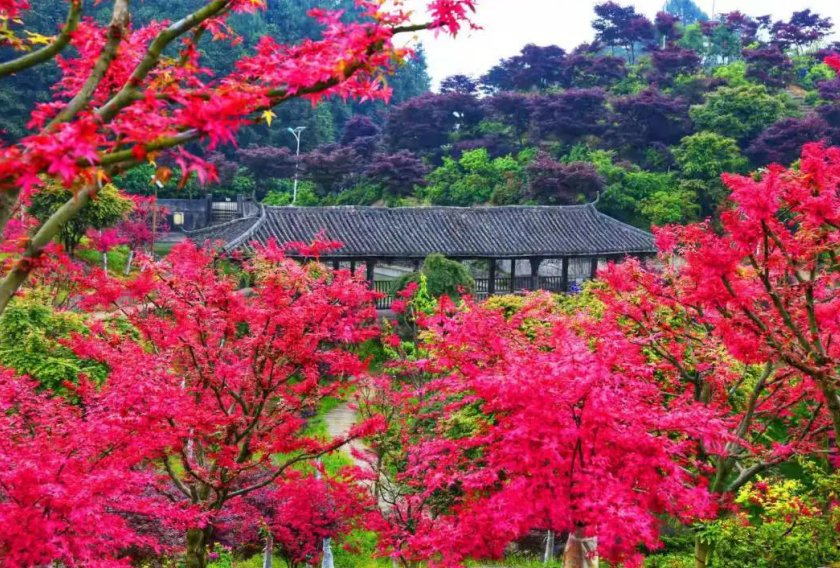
[287,126,306,205]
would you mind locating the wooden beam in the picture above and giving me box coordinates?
[488,259,496,296]
[366,260,376,283]
[530,257,543,291]
[510,259,516,294]
[561,257,570,293]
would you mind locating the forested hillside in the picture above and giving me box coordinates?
[111,0,840,231]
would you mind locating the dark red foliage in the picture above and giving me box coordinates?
[771,9,833,51]
[340,115,381,146]
[531,88,610,141]
[746,116,830,166]
[525,153,604,205]
[611,90,691,148]
[439,74,478,95]
[815,45,840,63]
[483,92,534,142]
[384,92,483,159]
[723,11,761,45]
[743,45,794,90]
[365,151,429,197]
[236,146,298,180]
[564,52,627,89]
[651,44,701,80]
[206,152,239,187]
[593,2,654,63]
[817,103,840,145]
[655,11,682,42]
[480,44,568,93]
[301,144,362,195]
[816,78,840,102]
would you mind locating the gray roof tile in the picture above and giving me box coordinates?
[187,204,656,259]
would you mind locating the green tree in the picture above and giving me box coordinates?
[600,170,676,228]
[664,0,708,25]
[423,149,524,206]
[689,84,794,143]
[639,184,700,226]
[28,182,133,254]
[674,131,749,180]
[262,180,321,206]
[712,61,749,87]
[679,23,706,55]
[674,132,749,217]
[0,293,107,394]
[393,253,475,300]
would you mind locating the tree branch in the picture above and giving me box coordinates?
[0,182,96,314]
[0,0,83,79]
[0,186,21,242]
[97,0,231,122]
[47,0,131,129]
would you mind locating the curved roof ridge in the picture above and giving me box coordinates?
[223,204,268,253]
[182,210,260,237]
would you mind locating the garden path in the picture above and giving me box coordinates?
[324,402,371,472]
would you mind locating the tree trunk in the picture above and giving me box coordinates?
[543,530,556,564]
[124,248,134,275]
[322,537,335,568]
[694,535,712,568]
[563,528,598,568]
[262,533,273,568]
[185,527,210,568]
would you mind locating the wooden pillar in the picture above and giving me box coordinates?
[332,260,340,271]
[530,257,543,291]
[589,257,599,279]
[509,259,516,293]
[365,260,376,284]
[413,259,421,271]
[488,258,496,296]
[561,257,570,293]
[350,260,357,276]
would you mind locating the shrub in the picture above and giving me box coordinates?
[702,472,840,568]
[393,253,475,301]
[0,294,107,394]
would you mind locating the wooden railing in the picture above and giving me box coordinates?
[372,276,573,310]
[372,280,396,310]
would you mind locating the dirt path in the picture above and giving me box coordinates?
[324,402,371,471]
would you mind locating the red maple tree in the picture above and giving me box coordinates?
[0,0,477,313]
[594,142,840,566]
[363,295,726,568]
[0,240,383,566]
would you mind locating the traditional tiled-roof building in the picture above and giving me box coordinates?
[187,204,656,301]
